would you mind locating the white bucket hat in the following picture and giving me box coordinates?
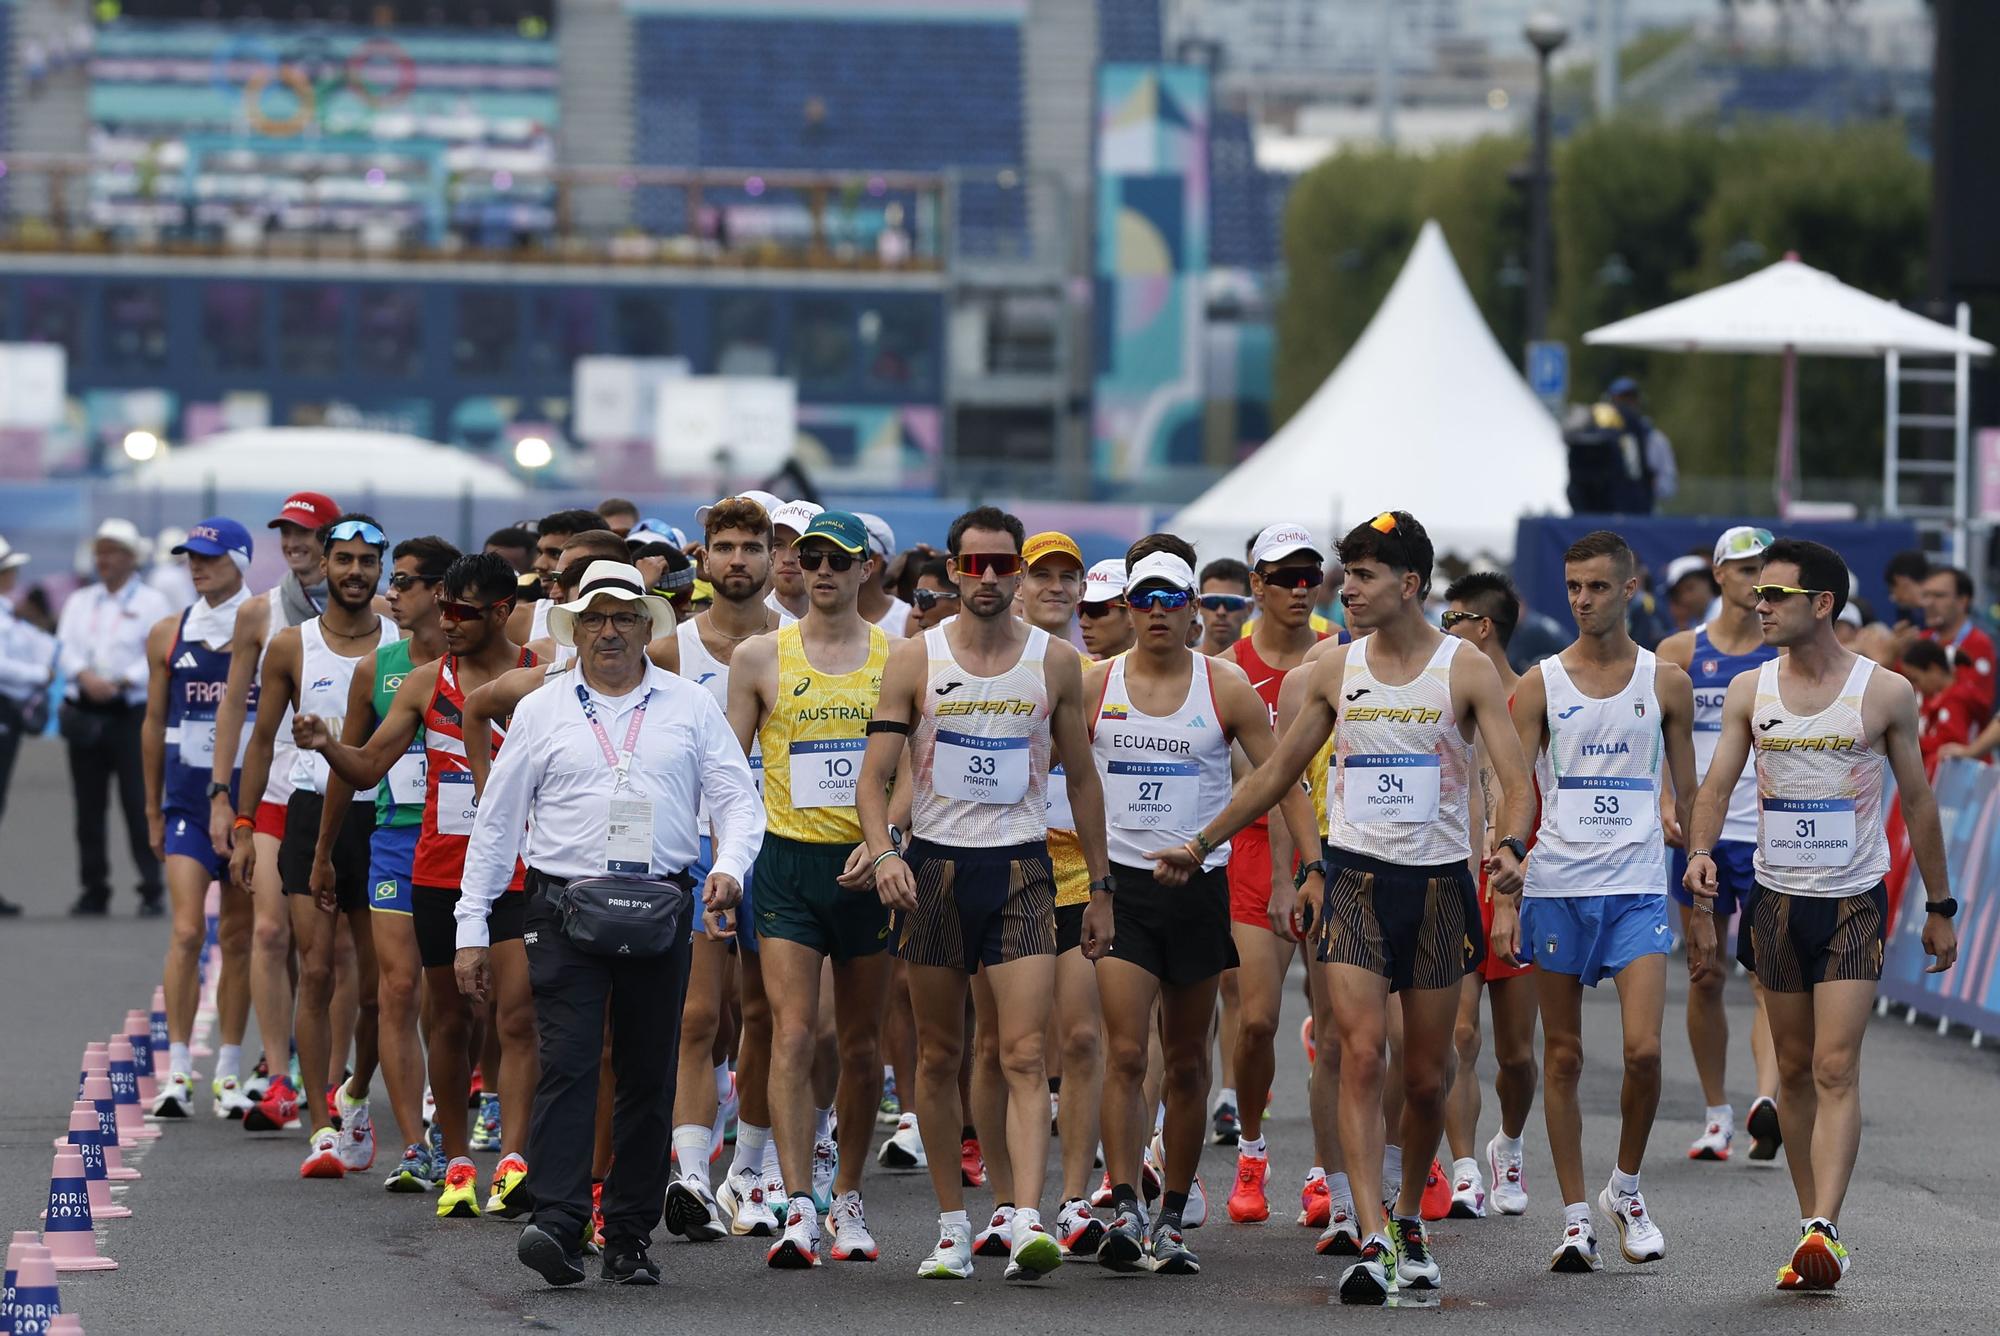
[546,560,675,647]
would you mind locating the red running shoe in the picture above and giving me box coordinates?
[960,1136,986,1188]
[1227,1153,1271,1223]
[1298,1173,1331,1228]
[1420,1159,1453,1221]
[244,1077,299,1132]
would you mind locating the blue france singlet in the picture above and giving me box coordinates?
[164,609,246,812]
[1689,623,1778,843]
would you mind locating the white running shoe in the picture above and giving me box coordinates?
[1688,1116,1734,1162]
[973,1205,1016,1258]
[420,1085,436,1128]
[336,1088,375,1172]
[1486,1134,1529,1216]
[150,1071,194,1119]
[717,1164,779,1238]
[1551,1219,1604,1272]
[211,1074,252,1120]
[664,1171,727,1243]
[827,1191,878,1262]
[1449,1157,1488,1219]
[917,1220,974,1279]
[810,1135,839,1214]
[1598,1183,1666,1263]
[300,1126,346,1179]
[1316,1205,1362,1257]
[877,1112,927,1170]
[1183,1173,1208,1228]
[1057,1198,1105,1257]
[766,1197,822,1269]
[1005,1217,1062,1279]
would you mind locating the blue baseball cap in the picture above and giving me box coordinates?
[1607,376,1640,397]
[798,511,870,556]
[173,517,253,563]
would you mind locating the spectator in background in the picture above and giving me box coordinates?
[596,498,641,538]
[1564,377,1677,514]
[1661,553,1719,635]
[853,513,913,636]
[485,526,538,575]
[1884,550,1930,627]
[55,518,174,917]
[1902,638,1972,770]
[1196,558,1252,655]
[1918,564,1995,731]
[0,534,55,917]
[909,557,958,632]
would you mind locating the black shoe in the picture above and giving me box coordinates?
[518,1223,587,1287]
[1210,1101,1240,1146]
[68,896,108,918]
[0,896,21,917]
[137,897,165,918]
[1098,1205,1147,1273]
[1747,1096,1783,1162]
[601,1242,661,1285]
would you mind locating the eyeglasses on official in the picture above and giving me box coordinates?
[576,610,646,633]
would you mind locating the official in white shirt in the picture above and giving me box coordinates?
[0,534,55,917]
[458,560,763,1287]
[54,517,174,916]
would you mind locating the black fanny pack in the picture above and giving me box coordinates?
[552,874,691,958]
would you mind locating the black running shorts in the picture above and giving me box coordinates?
[1102,862,1238,987]
[278,790,376,913]
[1315,847,1482,993]
[1737,881,1887,993]
[893,837,1056,973]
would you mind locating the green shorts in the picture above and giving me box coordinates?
[752,832,892,962]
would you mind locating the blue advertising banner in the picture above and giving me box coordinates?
[1881,758,2000,1031]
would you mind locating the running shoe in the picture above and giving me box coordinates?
[1316,1200,1362,1256]
[877,1112,926,1170]
[300,1125,345,1179]
[973,1205,1015,1258]
[712,1071,739,1160]
[1049,1089,1060,1134]
[1145,1216,1199,1274]
[827,1191,878,1262]
[917,1218,974,1279]
[1551,1219,1603,1273]
[1298,1172,1332,1228]
[877,1069,900,1126]
[1211,1100,1240,1146]
[335,1092,375,1172]
[151,1071,194,1119]
[1228,1153,1271,1223]
[467,1066,483,1104]
[761,1153,786,1216]
[244,1076,299,1132]
[1747,1096,1783,1162]
[427,1122,445,1173]
[486,1153,531,1217]
[1006,1217,1063,1279]
[212,1074,252,1121]
[1597,1182,1665,1263]
[244,1057,270,1104]
[1782,1220,1848,1290]
[665,1171,726,1242]
[717,1164,779,1237]
[1391,1216,1440,1290]
[1486,1134,1529,1216]
[1057,1198,1104,1257]
[810,1135,839,1214]
[437,1157,482,1218]
[517,1222,586,1287]
[1338,1235,1396,1304]
[766,1197,822,1269]
[1140,1141,1163,1203]
[472,1093,502,1153]
[1184,1174,1208,1228]
[1300,1014,1316,1066]
[385,1143,434,1193]
[1098,1204,1148,1274]
[1090,1170,1115,1208]
[959,1135,986,1188]
[1688,1114,1733,1162]
[601,1242,661,1285]
[1420,1159,1453,1221]
[1449,1158,1488,1219]
[421,1084,436,1129]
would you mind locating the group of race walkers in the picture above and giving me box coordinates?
[138,488,1959,1302]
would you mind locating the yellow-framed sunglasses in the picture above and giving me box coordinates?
[1751,583,1824,601]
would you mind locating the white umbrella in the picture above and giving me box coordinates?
[127,427,527,499]
[1584,254,1992,515]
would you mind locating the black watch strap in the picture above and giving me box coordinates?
[1925,897,1958,920]
[1089,876,1116,897]
[206,780,231,800]
[1294,859,1329,890]
[1498,836,1528,862]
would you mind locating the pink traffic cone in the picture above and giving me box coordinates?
[40,1148,115,1271]
[4,1230,41,1324]
[55,1104,130,1220]
[105,1039,158,1142]
[75,1043,108,1102]
[11,1239,65,1331]
[125,1013,158,1107]
[50,1314,87,1333]
[77,1074,138,1181]
[150,985,172,1068]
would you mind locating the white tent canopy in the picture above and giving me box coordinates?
[1172,219,1566,564]
[128,428,527,499]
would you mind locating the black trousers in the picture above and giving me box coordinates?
[65,701,159,907]
[523,871,692,1252]
[0,696,26,837]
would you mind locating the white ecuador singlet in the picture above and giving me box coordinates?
[1091,653,1232,871]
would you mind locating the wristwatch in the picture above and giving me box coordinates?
[1497,836,1528,863]
[1294,859,1329,890]
[1088,876,1116,897]
[206,781,231,801]
[1925,898,1958,920]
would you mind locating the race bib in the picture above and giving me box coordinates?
[789,738,864,809]
[436,771,478,836]
[1554,775,1657,845]
[387,743,427,807]
[933,730,1029,805]
[1046,763,1074,830]
[1760,797,1855,867]
[1341,753,1441,823]
[1106,759,1196,831]
[177,717,217,768]
[605,795,655,874]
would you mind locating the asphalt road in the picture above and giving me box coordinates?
[3,736,1997,1335]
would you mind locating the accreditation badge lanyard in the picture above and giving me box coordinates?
[578,684,655,874]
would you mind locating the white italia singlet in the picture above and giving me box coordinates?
[1524,649,1665,898]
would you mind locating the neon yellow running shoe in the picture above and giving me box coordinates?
[436,1157,482,1219]
[485,1153,531,1217]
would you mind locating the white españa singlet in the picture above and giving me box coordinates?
[290,614,396,799]
[1750,655,1888,897]
[910,625,1051,847]
[677,619,761,829]
[1524,649,1666,897]
[1091,653,1232,871]
[1327,634,1472,866]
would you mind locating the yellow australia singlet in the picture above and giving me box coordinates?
[759,623,890,844]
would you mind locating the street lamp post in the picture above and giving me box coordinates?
[1524,10,1569,353]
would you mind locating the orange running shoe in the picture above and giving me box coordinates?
[591,1180,607,1249]
[1785,1222,1849,1290]
[1420,1160,1453,1221]
[1298,1172,1331,1228]
[1226,1153,1271,1223]
[960,1136,986,1189]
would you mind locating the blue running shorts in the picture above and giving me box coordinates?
[1670,838,1755,918]
[1522,893,1672,987]
[367,824,420,916]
